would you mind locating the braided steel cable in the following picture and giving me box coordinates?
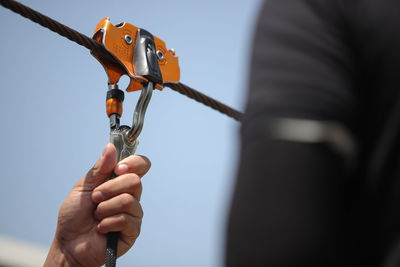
[0,0,243,122]
[0,0,117,63]
[165,82,242,121]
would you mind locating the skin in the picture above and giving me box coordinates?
[44,143,151,267]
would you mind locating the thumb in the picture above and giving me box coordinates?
[78,143,117,190]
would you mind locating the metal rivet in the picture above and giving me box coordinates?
[156,50,164,60]
[124,34,132,45]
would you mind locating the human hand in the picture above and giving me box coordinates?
[44,143,151,267]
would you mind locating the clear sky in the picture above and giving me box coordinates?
[0,0,262,266]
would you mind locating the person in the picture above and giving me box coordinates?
[226,0,400,266]
[44,143,150,266]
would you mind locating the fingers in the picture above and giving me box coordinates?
[76,143,117,190]
[97,213,142,239]
[91,154,150,202]
[87,148,150,244]
[114,155,151,177]
[92,173,142,202]
[95,193,143,220]
[94,188,143,247]
[77,147,150,193]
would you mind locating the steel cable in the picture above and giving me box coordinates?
[0,0,243,122]
[165,82,242,121]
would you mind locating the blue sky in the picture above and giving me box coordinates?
[0,1,262,266]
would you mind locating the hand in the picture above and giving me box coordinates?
[44,143,151,267]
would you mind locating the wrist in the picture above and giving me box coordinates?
[44,237,80,267]
[44,239,69,267]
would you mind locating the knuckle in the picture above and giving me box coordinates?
[127,217,142,239]
[119,193,134,208]
[95,182,111,197]
[127,174,141,190]
[118,214,129,226]
[96,202,105,215]
[92,164,100,174]
[135,218,142,236]
[135,221,142,237]
[138,204,144,218]
[90,161,100,175]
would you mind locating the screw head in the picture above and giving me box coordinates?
[156,50,164,60]
[124,34,132,45]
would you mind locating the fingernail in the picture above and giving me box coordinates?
[117,163,128,172]
[92,191,103,203]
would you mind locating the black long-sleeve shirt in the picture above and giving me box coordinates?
[227,1,400,266]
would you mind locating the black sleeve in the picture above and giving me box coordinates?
[226,0,358,266]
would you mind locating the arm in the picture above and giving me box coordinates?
[45,143,151,267]
[226,0,357,265]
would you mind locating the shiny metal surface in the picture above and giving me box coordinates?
[127,81,153,142]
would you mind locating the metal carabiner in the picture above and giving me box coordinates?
[106,81,153,162]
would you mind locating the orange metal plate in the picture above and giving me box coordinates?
[92,17,180,91]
